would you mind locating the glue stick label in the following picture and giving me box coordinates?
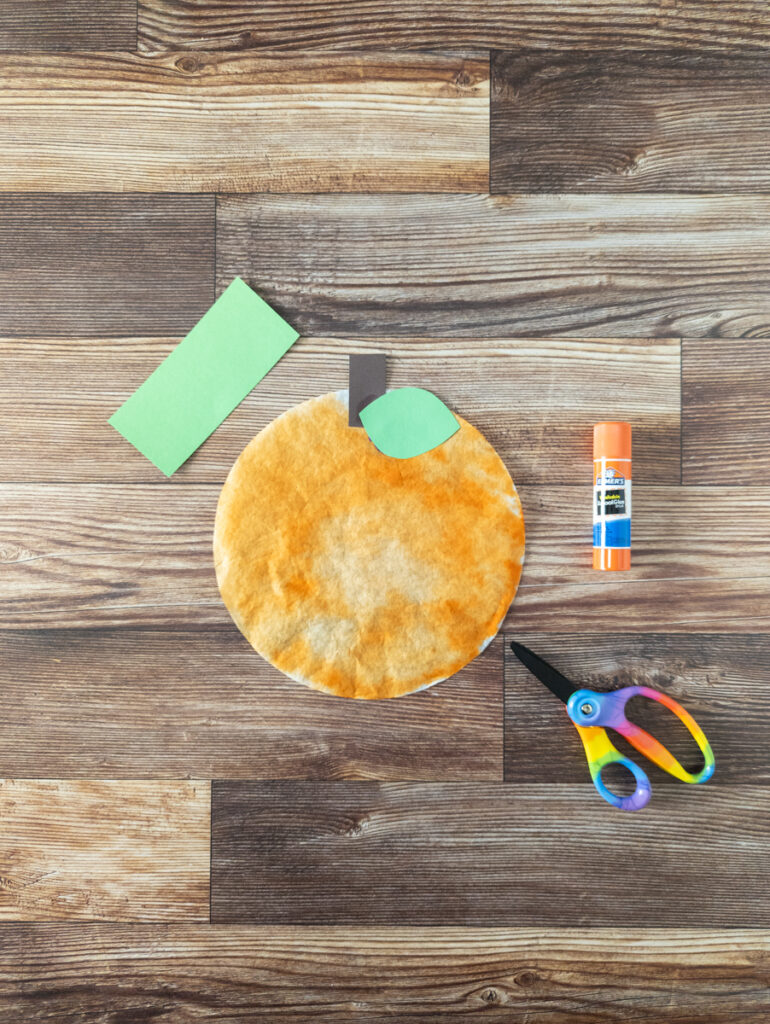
[596,467,627,516]
[593,460,632,552]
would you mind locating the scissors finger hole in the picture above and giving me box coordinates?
[599,760,639,798]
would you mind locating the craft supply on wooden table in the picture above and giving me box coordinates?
[348,353,387,427]
[593,421,632,571]
[510,641,715,811]
[214,390,524,699]
[359,386,460,459]
[109,278,298,475]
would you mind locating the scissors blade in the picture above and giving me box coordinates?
[509,641,578,705]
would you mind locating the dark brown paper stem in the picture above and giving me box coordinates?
[348,353,387,427]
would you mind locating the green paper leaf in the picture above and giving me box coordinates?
[359,387,460,459]
[109,277,299,476]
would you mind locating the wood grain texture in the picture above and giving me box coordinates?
[0,780,209,921]
[505,633,769,784]
[683,338,770,484]
[211,781,770,925]
[0,53,487,193]
[513,485,770,630]
[0,196,214,337]
[0,483,221,629]
[3,925,769,1023]
[137,1,770,54]
[1,335,680,484]
[0,630,502,780]
[3,484,770,631]
[217,193,770,338]
[0,1,136,51]
[491,50,770,193]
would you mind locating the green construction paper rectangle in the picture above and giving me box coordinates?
[109,278,299,476]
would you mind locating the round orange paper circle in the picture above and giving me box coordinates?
[214,392,525,699]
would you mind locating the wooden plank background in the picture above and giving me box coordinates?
[210,781,770,926]
[0,195,214,336]
[135,2,770,53]
[0,53,488,192]
[3,481,769,631]
[491,50,770,192]
[0,780,210,921]
[2,0,770,1018]
[3,925,769,1023]
[217,193,770,338]
[0,1,136,51]
[683,339,770,484]
[0,631,503,780]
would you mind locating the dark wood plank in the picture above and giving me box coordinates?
[0,53,487,193]
[0,336,679,484]
[492,50,770,193]
[683,338,770,484]
[0,0,136,50]
[3,484,770,630]
[211,781,770,925]
[137,1,770,54]
[217,194,770,338]
[0,780,209,921]
[0,195,214,337]
[0,630,502,780]
[3,924,769,1023]
[505,633,769,785]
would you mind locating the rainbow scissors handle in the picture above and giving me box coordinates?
[566,686,715,812]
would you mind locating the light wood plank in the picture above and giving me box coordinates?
[0,53,488,193]
[683,338,770,484]
[217,194,770,338]
[516,577,770,632]
[492,50,770,193]
[0,483,222,629]
[137,1,770,54]
[0,630,502,780]
[3,924,769,1022]
[0,335,680,484]
[0,0,136,50]
[504,633,769,784]
[2,484,770,630]
[0,195,214,337]
[211,781,770,925]
[0,780,209,921]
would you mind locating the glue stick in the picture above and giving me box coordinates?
[593,422,631,571]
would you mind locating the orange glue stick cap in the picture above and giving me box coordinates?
[593,421,631,461]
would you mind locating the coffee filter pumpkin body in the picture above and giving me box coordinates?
[214,391,524,699]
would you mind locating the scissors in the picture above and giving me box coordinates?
[510,641,715,811]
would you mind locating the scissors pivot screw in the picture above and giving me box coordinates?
[580,703,594,716]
